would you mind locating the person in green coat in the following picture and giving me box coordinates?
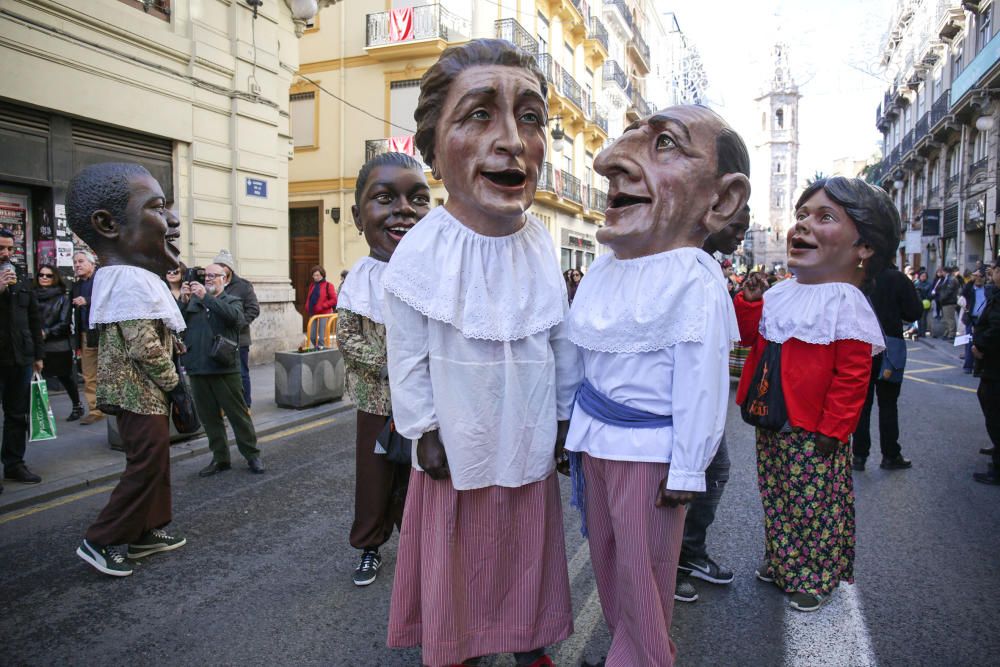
[179,262,263,476]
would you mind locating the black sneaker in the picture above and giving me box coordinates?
[76,539,133,577]
[789,591,830,612]
[674,574,698,603]
[4,464,41,484]
[973,469,1000,485]
[755,560,775,583]
[678,555,734,584]
[127,528,187,559]
[852,456,866,471]
[353,549,381,586]
[880,455,912,470]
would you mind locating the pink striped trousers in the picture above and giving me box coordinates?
[583,453,686,667]
[387,470,573,667]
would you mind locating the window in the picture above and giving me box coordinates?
[973,129,990,162]
[952,40,964,77]
[562,136,574,174]
[290,92,316,148]
[915,84,924,117]
[775,108,784,129]
[389,79,421,145]
[537,12,549,55]
[118,0,170,21]
[564,43,574,69]
[929,159,940,188]
[774,160,782,174]
[978,8,992,53]
[761,112,766,130]
[932,67,942,100]
[773,190,784,209]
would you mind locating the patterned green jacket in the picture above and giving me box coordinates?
[336,308,390,416]
[97,319,179,416]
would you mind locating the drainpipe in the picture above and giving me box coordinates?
[958,123,967,267]
[338,0,346,271]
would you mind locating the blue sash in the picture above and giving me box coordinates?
[569,379,673,538]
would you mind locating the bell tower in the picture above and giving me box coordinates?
[749,43,801,270]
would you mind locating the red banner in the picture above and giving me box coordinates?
[388,135,415,156]
[389,7,414,42]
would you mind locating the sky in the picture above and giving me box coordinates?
[666,0,895,184]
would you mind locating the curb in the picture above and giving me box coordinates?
[0,400,357,515]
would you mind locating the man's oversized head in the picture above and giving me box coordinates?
[415,38,549,230]
[594,105,751,259]
[65,162,180,275]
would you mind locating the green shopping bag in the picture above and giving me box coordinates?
[29,372,57,442]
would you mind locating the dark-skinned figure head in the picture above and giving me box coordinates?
[352,152,430,262]
[789,177,899,287]
[414,38,549,230]
[65,163,180,275]
[594,105,751,259]
[704,204,750,256]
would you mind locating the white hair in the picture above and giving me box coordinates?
[73,249,97,265]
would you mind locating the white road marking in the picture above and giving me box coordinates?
[556,587,605,667]
[783,583,878,667]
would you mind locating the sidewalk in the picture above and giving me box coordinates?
[0,363,355,514]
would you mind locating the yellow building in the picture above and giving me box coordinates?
[288,0,629,305]
[0,0,327,361]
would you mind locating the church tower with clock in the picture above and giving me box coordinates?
[748,43,801,271]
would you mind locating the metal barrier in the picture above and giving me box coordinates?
[304,313,338,350]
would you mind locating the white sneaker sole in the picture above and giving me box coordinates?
[76,546,132,577]
[674,592,698,603]
[127,537,187,560]
[789,595,830,612]
[353,571,378,586]
[687,569,734,585]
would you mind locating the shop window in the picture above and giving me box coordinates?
[290,92,317,149]
[118,0,170,21]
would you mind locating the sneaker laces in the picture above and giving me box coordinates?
[359,551,378,571]
[106,547,127,565]
[150,528,171,540]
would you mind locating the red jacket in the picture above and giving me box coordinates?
[734,292,872,442]
[306,280,337,315]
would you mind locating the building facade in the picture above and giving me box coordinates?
[872,0,1000,272]
[745,43,801,272]
[288,0,680,307]
[0,0,323,362]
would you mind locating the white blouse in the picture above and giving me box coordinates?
[382,207,582,491]
[337,256,387,324]
[564,248,738,492]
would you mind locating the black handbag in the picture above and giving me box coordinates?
[168,357,201,434]
[376,417,412,466]
[210,334,239,365]
[740,340,789,431]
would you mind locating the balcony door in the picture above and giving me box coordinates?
[289,203,322,327]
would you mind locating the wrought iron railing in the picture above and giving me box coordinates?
[366,4,469,48]
[603,60,627,91]
[605,0,634,31]
[559,169,583,203]
[915,113,929,142]
[630,29,650,68]
[589,187,607,211]
[626,84,652,118]
[902,129,914,154]
[969,156,989,175]
[365,138,428,170]
[890,146,901,167]
[560,68,584,110]
[928,185,940,200]
[946,173,960,190]
[931,90,950,126]
[535,53,555,84]
[588,16,609,51]
[495,18,537,55]
[539,161,555,193]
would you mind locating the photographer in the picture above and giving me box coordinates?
[179,263,263,477]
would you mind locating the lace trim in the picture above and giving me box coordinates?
[568,248,739,353]
[90,265,186,333]
[382,207,566,342]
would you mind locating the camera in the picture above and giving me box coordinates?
[184,266,205,285]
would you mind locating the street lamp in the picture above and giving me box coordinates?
[550,117,565,153]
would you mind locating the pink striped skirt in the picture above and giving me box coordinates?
[583,454,686,667]
[387,470,573,667]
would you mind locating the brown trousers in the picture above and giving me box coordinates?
[80,343,99,412]
[349,410,408,550]
[85,411,172,546]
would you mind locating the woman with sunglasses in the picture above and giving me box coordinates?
[33,266,83,421]
[165,262,187,301]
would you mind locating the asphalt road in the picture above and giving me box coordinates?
[1,338,998,666]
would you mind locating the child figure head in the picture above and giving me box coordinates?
[789,177,899,287]
[352,152,431,262]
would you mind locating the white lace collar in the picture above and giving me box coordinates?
[568,247,740,353]
[382,206,565,341]
[338,256,388,324]
[90,264,186,332]
[761,277,884,355]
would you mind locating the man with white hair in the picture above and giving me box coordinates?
[212,249,259,407]
[71,249,103,425]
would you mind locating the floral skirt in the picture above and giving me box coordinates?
[756,428,855,596]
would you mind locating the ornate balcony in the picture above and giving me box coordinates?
[495,18,537,55]
[931,90,951,126]
[589,187,607,212]
[584,15,609,69]
[365,138,429,170]
[538,161,555,193]
[902,129,914,155]
[365,4,469,60]
[946,172,960,191]
[628,28,650,74]
[969,156,989,176]
[558,169,583,204]
[603,60,627,92]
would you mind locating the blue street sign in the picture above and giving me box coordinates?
[246,178,268,198]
